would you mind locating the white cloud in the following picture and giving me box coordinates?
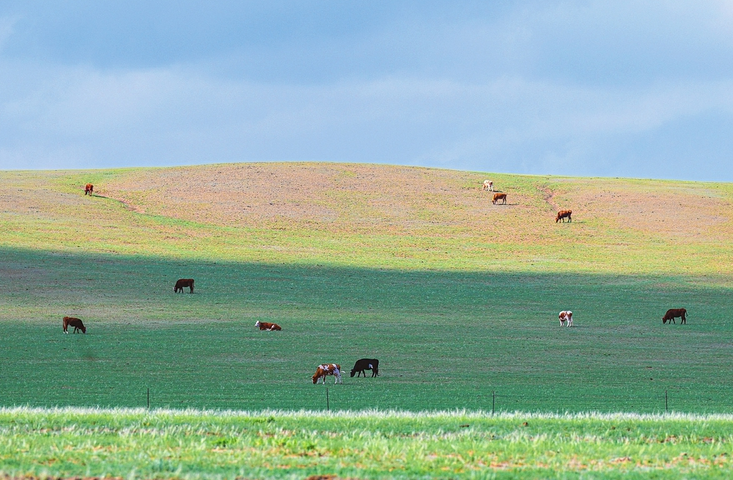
[1,2,733,180]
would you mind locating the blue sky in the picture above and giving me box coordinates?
[1,1,732,181]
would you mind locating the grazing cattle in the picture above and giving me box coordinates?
[84,184,94,196]
[556,210,572,223]
[174,278,194,293]
[63,316,86,334]
[312,363,342,384]
[255,321,282,331]
[350,358,379,377]
[558,311,573,327]
[482,180,494,191]
[663,308,687,324]
[492,193,507,205]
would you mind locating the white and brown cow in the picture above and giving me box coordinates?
[255,321,282,331]
[312,363,342,384]
[559,311,573,327]
[482,180,494,191]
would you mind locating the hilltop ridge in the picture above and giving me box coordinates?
[1,163,731,276]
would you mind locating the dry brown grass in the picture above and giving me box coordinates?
[1,163,732,275]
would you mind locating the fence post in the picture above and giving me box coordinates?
[665,390,668,413]
[147,388,150,409]
[492,391,495,416]
[326,387,330,411]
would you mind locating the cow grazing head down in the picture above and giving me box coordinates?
[174,278,194,293]
[350,358,379,377]
[556,210,572,223]
[312,364,342,384]
[558,311,573,327]
[255,321,282,331]
[84,184,94,196]
[63,316,86,334]
[492,193,507,205]
[663,308,687,324]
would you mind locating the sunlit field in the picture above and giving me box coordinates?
[1,163,733,477]
[4,408,733,479]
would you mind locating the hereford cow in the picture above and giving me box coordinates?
[559,311,573,327]
[63,316,86,334]
[482,180,494,191]
[350,358,379,377]
[84,184,94,196]
[174,278,194,293]
[663,308,687,324]
[255,321,282,331]
[312,363,342,384]
[492,193,507,205]
[556,210,572,223]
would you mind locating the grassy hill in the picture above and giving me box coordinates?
[1,163,733,413]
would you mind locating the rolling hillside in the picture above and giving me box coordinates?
[1,163,732,413]
[2,163,732,276]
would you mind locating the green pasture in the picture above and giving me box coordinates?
[3,408,733,479]
[2,165,733,477]
[2,246,733,413]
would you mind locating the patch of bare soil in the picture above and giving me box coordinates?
[565,181,731,240]
[101,163,518,234]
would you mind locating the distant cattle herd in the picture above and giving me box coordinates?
[483,179,573,225]
[66,180,690,384]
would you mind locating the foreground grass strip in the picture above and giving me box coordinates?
[1,408,733,479]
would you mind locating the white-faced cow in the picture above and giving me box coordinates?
[255,321,282,331]
[558,311,573,327]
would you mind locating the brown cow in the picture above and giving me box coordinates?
[63,316,86,334]
[174,278,195,293]
[556,210,572,223]
[84,184,94,196]
[255,321,282,331]
[312,363,342,384]
[492,193,507,205]
[663,308,687,324]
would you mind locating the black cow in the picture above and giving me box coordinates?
[350,358,379,377]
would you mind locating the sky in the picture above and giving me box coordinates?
[1,1,732,181]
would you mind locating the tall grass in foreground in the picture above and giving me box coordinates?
[1,407,733,479]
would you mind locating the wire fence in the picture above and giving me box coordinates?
[2,387,732,414]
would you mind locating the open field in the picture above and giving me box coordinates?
[4,408,733,479]
[1,163,733,477]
